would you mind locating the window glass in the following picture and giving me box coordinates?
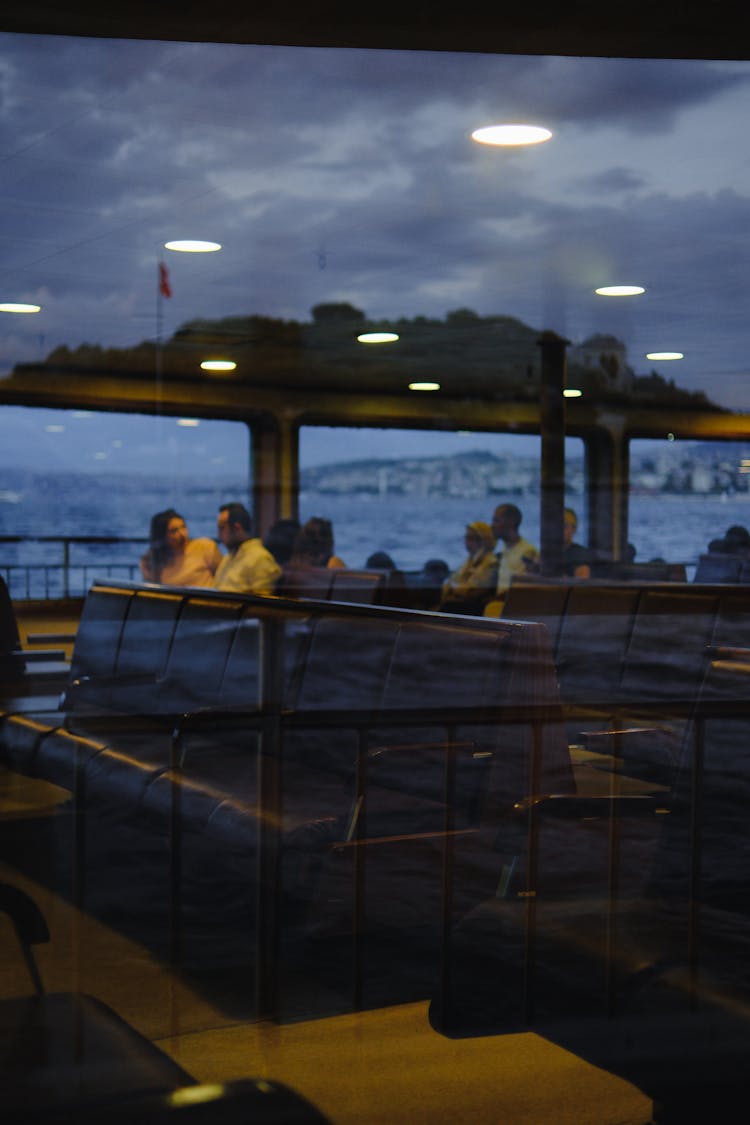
[300,426,585,570]
[0,406,249,595]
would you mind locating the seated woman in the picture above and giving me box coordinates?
[563,507,591,578]
[289,517,346,569]
[438,521,498,614]
[140,508,222,587]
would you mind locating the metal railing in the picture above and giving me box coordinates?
[0,536,147,599]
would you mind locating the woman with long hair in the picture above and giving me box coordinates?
[140,508,222,587]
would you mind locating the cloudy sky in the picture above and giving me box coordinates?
[2,31,750,421]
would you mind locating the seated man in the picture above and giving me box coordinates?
[212,502,282,595]
[439,521,498,615]
[484,503,539,617]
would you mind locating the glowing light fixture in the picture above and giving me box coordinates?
[164,240,221,252]
[201,360,237,372]
[646,351,683,361]
[177,418,200,427]
[471,124,552,146]
[357,332,399,344]
[408,382,440,392]
[595,285,645,296]
[563,388,583,398]
[0,302,41,313]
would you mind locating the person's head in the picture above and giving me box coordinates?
[724,525,750,552]
[264,518,301,566]
[149,509,187,556]
[563,507,578,548]
[465,521,495,556]
[217,502,253,549]
[492,503,522,544]
[292,517,335,567]
[366,551,396,570]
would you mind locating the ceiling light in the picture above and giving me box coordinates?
[177,418,200,427]
[563,388,583,398]
[408,382,440,391]
[471,124,552,146]
[44,424,64,432]
[595,285,645,296]
[357,332,399,344]
[164,240,221,252]
[646,351,684,361]
[0,302,41,313]
[200,360,237,372]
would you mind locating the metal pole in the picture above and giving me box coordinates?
[538,331,569,577]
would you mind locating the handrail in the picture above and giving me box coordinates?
[0,535,148,599]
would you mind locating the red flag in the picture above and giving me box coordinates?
[158,262,172,299]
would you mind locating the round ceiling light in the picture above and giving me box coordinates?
[357,332,399,344]
[646,351,684,361]
[200,360,237,372]
[0,302,41,313]
[164,240,222,252]
[563,388,583,398]
[471,124,552,146]
[408,382,440,392]
[595,285,645,296]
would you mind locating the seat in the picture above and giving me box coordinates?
[430,648,750,1122]
[693,552,743,583]
[0,576,71,697]
[0,881,330,1123]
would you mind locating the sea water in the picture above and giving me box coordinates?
[1,468,747,585]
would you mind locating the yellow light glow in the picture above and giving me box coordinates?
[646,351,683,361]
[471,124,552,146]
[200,360,237,372]
[177,418,200,427]
[595,285,645,296]
[408,382,440,391]
[0,302,41,313]
[563,388,583,398]
[164,240,221,252]
[357,332,399,344]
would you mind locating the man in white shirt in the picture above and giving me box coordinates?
[212,502,282,595]
[484,503,539,616]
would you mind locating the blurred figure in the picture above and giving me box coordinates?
[366,551,397,570]
[212,502,282,594]
[290,517,346,568]
[484,503,538,616]
[708,524,750,556]
[439,521,498,614]
[264,518,301,567]
[140,508,221,587]
[563,507,592,578]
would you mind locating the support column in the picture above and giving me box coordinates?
[538,331,569,576]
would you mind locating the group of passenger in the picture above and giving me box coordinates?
[707,524,750,557]
[140,500,592,614]
[438,502,591,616]
[140,506,347,596]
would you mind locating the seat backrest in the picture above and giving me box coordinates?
[278,566,334,600]
[159,595,246,712]
[711,588,750,650]
[66,583,137,709]
[328,568,385,605]
[109,588,183,712]
[619,589,721,702]
[502,580,570,659]
[693,553,743,583]
[555,584,639,703]
[0,574,25,679]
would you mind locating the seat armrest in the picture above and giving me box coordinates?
[513,793,672,819]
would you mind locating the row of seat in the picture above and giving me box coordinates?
[0,579,573,984]
[502,577,750,707]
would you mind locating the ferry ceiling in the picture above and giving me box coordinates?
[2,2,750,447]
